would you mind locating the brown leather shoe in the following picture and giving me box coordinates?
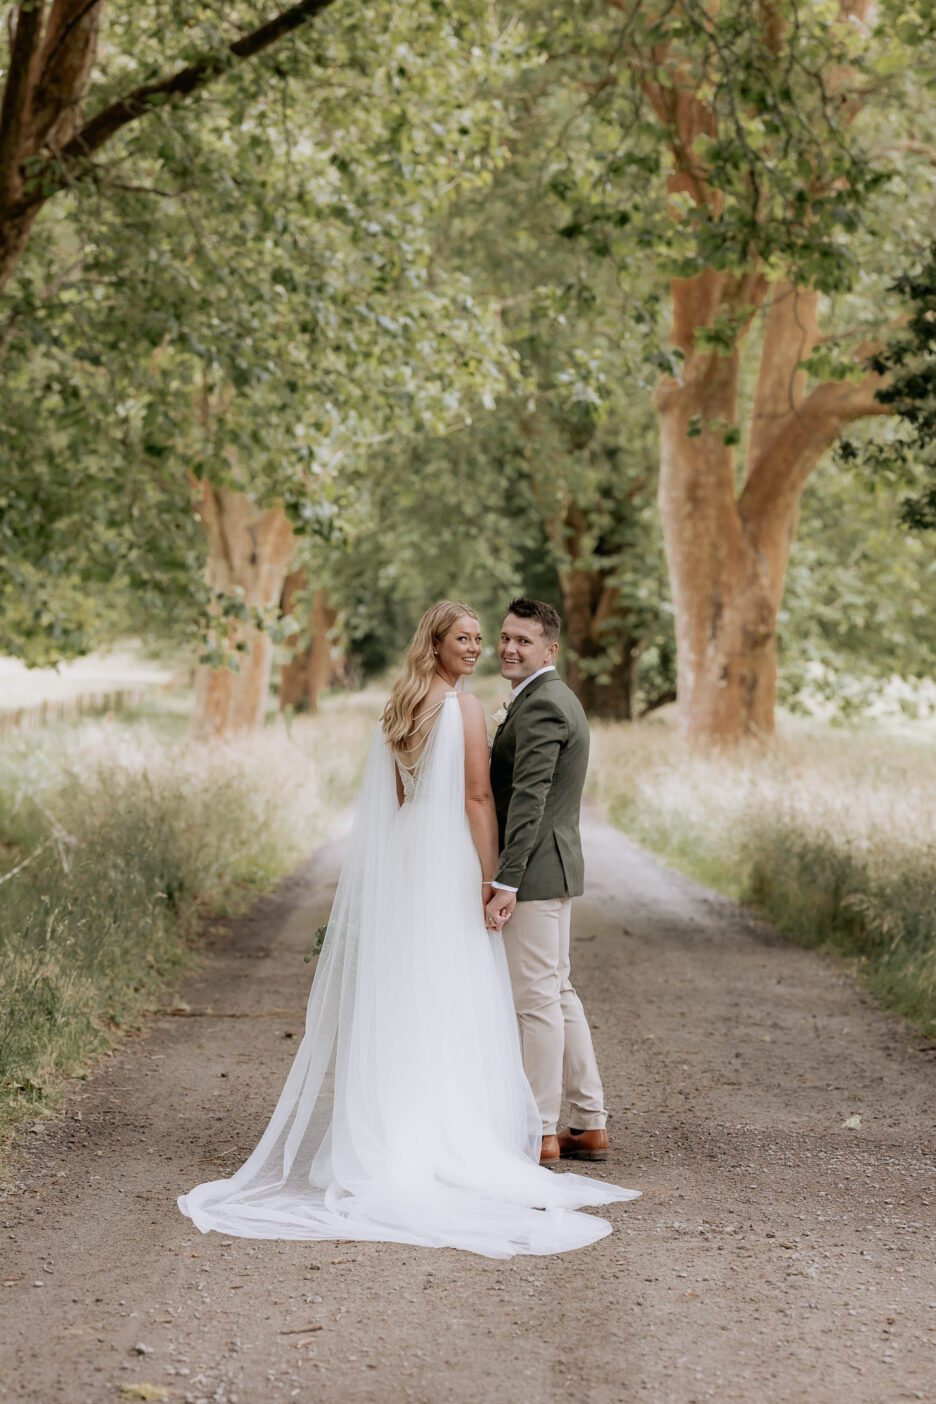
[540,1134,560,1165]
[557,1127,609,1162]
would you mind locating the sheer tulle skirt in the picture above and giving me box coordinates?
[178,697,639,1257]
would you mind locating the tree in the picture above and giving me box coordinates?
[505,398,673,719]
[297,379,676,720]
[9,0,935,738]
[548,456,673,720]
[1,1,521,734]
[543,0,936,740]
[278,572,342,714]
[434,65,676,719]
[0,0,339,295]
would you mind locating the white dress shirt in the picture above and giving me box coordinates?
[491,665,557,893]
[507,664,555,702]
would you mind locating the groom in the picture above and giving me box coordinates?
[485,598,610,1166]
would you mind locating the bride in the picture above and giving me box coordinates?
[178,601,640,1258]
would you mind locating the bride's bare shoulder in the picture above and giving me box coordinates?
[456,691,485,722]
[456,694,489,759]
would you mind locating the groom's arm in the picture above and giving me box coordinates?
[493,698,568,892]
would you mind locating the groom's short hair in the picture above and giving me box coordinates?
[506,597,561,643]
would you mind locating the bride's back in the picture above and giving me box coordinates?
[393,682,456,792]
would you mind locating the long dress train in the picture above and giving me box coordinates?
[178,692,640,1257]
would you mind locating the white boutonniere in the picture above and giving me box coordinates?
[491,705,508,728]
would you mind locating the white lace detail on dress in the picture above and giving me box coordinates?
[397,761,419,803]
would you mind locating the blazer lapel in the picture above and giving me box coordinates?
[506,670,556,717]
[491,704,514,755]
[491,670,556,757]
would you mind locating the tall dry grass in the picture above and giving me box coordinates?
[0,693,381,1141]
[588,718,936,1035]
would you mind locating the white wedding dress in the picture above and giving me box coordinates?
[178,692,639,1257]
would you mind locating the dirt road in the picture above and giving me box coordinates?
[1,813,933,1404]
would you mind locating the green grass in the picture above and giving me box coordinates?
[589,717,936,1037]
[0,693,380,1146]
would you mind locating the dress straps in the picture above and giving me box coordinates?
[394,691,459,802]
[399,692,456,756]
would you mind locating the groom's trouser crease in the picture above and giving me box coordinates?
[502,896,607,1135]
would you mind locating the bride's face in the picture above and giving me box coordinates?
[436,615,482,679]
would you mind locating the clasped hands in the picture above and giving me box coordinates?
[482,883,516,932]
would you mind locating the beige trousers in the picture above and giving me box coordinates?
[503,897,607,1136]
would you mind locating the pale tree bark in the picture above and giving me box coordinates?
[190,483,297,740]
[645,0,891,743]
[0,0,339,295]
[278,572,340,714]
[656,276,890,743]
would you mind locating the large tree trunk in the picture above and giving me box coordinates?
[655,277,889,743]
[278,574,339,714]
[656,385,783,742]
[654,278,778,742]
[641,4,888,744]
[190,483,296,740]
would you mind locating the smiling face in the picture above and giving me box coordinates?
[498,613,559,685]
[435,613,482,680]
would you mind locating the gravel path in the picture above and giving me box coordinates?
[1,812,934,1404]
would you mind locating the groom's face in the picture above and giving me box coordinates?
[498,614,559,685]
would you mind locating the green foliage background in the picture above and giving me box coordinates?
[2,0,936,712]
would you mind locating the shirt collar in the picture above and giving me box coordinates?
[508,665,556,704]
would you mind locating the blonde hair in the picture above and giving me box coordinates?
[382,601,479,753]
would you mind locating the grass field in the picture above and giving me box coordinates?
[589,713,936,1037]
[0,687,381,1146]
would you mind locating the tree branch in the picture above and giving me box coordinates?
[739,358,892,535]
[47,0,341,179]
[0,2,46,206]
[31,0,103,150]
[36,0,100,91]
[744,281,819,482]
[94,176,198,198]
[888,138,936,167]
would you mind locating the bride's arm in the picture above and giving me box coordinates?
[458,694,500,903]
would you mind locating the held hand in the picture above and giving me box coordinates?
[485,888,516,931]
[481,882,495,920]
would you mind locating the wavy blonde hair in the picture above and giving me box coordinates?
[382,600,479,754]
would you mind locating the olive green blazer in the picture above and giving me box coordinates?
[490,670,589,901]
